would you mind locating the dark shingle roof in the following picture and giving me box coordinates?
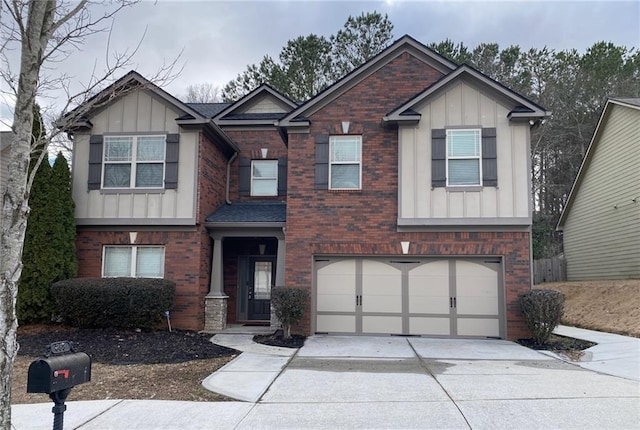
[206,202,286,223]
[186,103,231,118]
[220,112,287,121]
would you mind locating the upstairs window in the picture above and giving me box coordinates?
[103,135,165,188]
[103,246,165,278]
[446,129,481,186]
[251,160,278,196]
[329,136,362,190]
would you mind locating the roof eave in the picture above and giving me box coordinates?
[204,221,286,229]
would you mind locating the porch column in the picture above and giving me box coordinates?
[272,232,286,329]
[205,234,228,331]
[275,235,286,287]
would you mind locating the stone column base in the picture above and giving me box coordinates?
[204,296,228,332]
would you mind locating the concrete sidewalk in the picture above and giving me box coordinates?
[12,329,640,429]
[546,325,640,381]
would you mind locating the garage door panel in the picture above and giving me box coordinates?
[317,294,355,312]
[317,315,356,333]
[456,261,498,316]
[409,296,449,314]
[457,297,498,315]
[457,318,499,337]
[362,260,402,313]
[409,317,451,335]
[408,261,450,314]
[362,316,402,334]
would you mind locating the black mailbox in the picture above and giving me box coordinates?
[27,351,91,394]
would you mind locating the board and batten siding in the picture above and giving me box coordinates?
[398,80,531,225]
[563,104,640,280]
[72,89,198,225]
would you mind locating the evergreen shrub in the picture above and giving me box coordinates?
[51,278,175,329]
[518,289,565,345]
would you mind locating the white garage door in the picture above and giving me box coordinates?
[315,257,503,338]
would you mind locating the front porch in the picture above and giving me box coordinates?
[203,202,286,332]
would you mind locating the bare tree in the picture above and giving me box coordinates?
[184,82,221,103]
[0,1,180,427]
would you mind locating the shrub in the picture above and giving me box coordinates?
[518,289,565,345]
[51,278,175,330]
[271,287,309,339]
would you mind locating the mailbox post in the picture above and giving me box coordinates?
[27,341,91,430]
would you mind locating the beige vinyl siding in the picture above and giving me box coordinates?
[398,80,531,225]
[563,104,640,280]
[244,95,289,114]
[72,89,198,225]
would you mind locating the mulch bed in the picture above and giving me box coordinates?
[253,330,306,348]
[517,334,596,352]
[17,325,237,365]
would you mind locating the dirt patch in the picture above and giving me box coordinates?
[534,280,640,337]
[12,325,238,404]
[517,334,596,360]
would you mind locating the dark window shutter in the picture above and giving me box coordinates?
[165,133,180,189]
[431,129,446,188]
[88,134,103,190]
[278,157,287,196]
[481,127,497,186]
[238,157,251,196]
[315,135,329,190]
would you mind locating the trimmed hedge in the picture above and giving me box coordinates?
[518,289,565,345]
[271,287,309,339]
[51,278,175,330]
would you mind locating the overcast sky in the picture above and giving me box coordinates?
[1,0,639,131]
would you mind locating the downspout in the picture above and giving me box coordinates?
[225,151,238,204]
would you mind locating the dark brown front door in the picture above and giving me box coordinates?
[248,258,274,320]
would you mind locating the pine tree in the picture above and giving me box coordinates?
[50,152,77,282]
[17,112,77,322]
[17,105,53,322]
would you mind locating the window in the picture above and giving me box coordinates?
[447,129,481,186]
[251,160,278,196]
[329,136,361,189]
[103,135,165,188]
[103,246,165,278]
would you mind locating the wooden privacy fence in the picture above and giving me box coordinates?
[533,255,567,284]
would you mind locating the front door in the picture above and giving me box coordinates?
[248,258,274,320]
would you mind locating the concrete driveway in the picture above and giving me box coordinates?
[243,336,640,429]
[12,335,640,429]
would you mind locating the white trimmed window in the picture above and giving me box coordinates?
[446,129,482,186]
[251,160,278,196]
[103,135,166,188]
[329,135,362,189]
[103,246,165,278]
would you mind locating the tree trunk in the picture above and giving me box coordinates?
[0,2,56,427]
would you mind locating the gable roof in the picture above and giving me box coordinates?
[383,64,550,124]
[214,84,297,126]
[557,98,640,229]
[278,35,458,128]
[60,71,206,131]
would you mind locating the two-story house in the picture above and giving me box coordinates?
[65,35,548,339]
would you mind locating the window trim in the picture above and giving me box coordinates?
[445,128,482,186]
[250,159,278,196]
[102,135,166,189]
[102,245,165,278]
[329,135,362,190]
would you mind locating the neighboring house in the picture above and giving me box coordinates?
[65,35,548,339]
[1,131,14,194]
[557,98,640,280]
